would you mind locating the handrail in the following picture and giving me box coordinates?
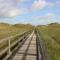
[0,30,31,44]
[35,30,44,60]
[0,30,32,60]
[35,29,51,60]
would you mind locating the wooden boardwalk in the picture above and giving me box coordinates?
[8,31,37,60]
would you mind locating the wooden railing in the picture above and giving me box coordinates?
[35,29,51,60]
[0,30,32,60]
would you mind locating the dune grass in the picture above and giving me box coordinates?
[0,23,33,52]
[0,23,33,39]
[37,25,60,60]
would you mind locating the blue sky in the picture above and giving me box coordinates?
[0,0,60,25]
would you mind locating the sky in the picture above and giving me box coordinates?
[0,0,60,25]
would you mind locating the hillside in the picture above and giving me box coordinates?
[0,23,33,39]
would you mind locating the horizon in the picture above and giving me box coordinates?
[0,0,60,25]
[0,22,60,26]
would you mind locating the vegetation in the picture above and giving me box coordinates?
[0,22,60,60]
[0,23,33,39]
[0,23,33,51]
[37,23,60,60]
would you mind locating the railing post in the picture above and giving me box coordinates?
[8,39,11,55]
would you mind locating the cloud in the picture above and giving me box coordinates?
[34,13,56,20]
[5,8,23,17]
[32,0,55,10]
[0,0,57,17]
[0,0,24,17]
[43,13,55,18]
[0,0,33,17]
[32,0,46,10]
[47,2,55,8]
[16,0,31,3]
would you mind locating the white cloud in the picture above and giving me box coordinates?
[32,0,55,10]
[0,0,23,17]
[0,0,56,17]
[16,0,31,2]
[47,2,55,8]
[44,13,55,18]
[32,0,46,10]
[5,8,22,17]
[34,13,56,20]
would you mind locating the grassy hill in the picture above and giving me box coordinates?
[0,23,33,39]
[0,23,33,51]
[37,23,60,60]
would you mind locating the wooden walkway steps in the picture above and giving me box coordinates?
[8,31,37,60]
